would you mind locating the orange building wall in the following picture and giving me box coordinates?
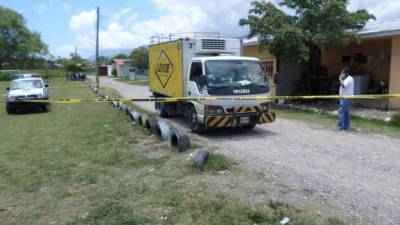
[321,38,392,82]
[389,36,400,109]
[243,44,277,96]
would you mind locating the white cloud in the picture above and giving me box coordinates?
[52,0,400,58]
[69,10,97,32]
[35,3,48,14]
[55,0,253,58]
[349,0,400,21]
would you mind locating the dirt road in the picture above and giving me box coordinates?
[96,77,400,225]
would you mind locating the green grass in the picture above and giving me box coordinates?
[0,77,356,225]
[272,105,400,138]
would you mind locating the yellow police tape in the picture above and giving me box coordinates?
[2,94,400,103]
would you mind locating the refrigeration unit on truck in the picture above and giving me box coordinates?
[149,35,276,133]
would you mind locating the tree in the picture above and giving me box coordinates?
[113,53,128,59]
[98,56,109,65]
[0,6,48,71]
[130,46,149,70]
[239,0,374,91]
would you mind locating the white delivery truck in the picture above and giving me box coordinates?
[149,34,275,133]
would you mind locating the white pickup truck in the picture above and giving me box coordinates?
[5,77,50,114]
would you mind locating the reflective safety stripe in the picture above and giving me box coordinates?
[260,112,276,123]
[234,106,259,113]
[217,116,231,127]
[207,116,224,127]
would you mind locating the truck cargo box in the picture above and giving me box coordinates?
[149,40,183,97]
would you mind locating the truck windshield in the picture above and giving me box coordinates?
[11,80,43,90]
[205,60,268,88]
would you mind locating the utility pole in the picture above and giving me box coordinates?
[95,6,100,91]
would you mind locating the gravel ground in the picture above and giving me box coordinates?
[284,101,397,121]
[95,77,400,225]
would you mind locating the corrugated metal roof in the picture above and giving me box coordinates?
[241,20,400,43]
[360,20,400,38]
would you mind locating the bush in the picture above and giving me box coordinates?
[391,113,400,127]
[0,71,19,81]
[112,68,117,77]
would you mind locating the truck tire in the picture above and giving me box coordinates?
[139,114,148,127]
[145,118,158,129]
[155,120,171,141]
[189,106,205,133]
[193,149,210,170]
[168,128,190,152]
[131,111,141,122]
[156,102,169,118]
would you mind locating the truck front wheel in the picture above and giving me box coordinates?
[189,106,205,133]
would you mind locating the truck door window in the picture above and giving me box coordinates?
[189,62,203,87]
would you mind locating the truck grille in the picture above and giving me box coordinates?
[16,95,38,100]
[202,39,225,50]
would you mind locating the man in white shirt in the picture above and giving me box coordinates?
[338,68,354,131]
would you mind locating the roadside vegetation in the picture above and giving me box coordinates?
[273,105,400,138]
[0,72,359,225]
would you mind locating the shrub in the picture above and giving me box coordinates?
[112,68,117,77]
[391,113,400,127]
[0,71,19,81]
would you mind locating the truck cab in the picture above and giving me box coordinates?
[185,56,274,132]
[149,35,275,133]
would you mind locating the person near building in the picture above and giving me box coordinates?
[338,67,354,131]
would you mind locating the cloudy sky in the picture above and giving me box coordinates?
[1,0,400,58]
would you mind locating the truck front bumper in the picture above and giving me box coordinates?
[205,112,276,128]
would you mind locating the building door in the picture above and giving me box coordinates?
[263,61,276,96]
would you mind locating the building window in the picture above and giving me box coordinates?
[263,61,274,77]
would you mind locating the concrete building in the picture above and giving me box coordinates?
[113,59,131,77]
[243,20,400,109]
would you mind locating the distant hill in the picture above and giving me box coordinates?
[87,48,133,62]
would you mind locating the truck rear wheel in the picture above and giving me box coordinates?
[156,102,169,118]
[189,106,205,133]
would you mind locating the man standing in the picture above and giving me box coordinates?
[338,68,354,131]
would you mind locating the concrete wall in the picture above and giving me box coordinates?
[389,36,400,109]
[277,56,305,96]
[321,38,392,82]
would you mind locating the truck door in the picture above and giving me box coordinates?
[187,61,204,96]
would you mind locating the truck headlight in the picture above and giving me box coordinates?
[260,103,269,112]
[38,93,46,98]
[205,106,224,116]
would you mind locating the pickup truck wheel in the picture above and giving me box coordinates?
[41,104,51,112]
[6,104,15,114]
[156,102,169,118]
[189,107,205,133]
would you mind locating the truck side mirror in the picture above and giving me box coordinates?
[199,74,208,90]
[45,84,49,88]
[6,87,10,91]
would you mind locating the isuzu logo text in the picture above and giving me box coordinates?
[233,89,250,94]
